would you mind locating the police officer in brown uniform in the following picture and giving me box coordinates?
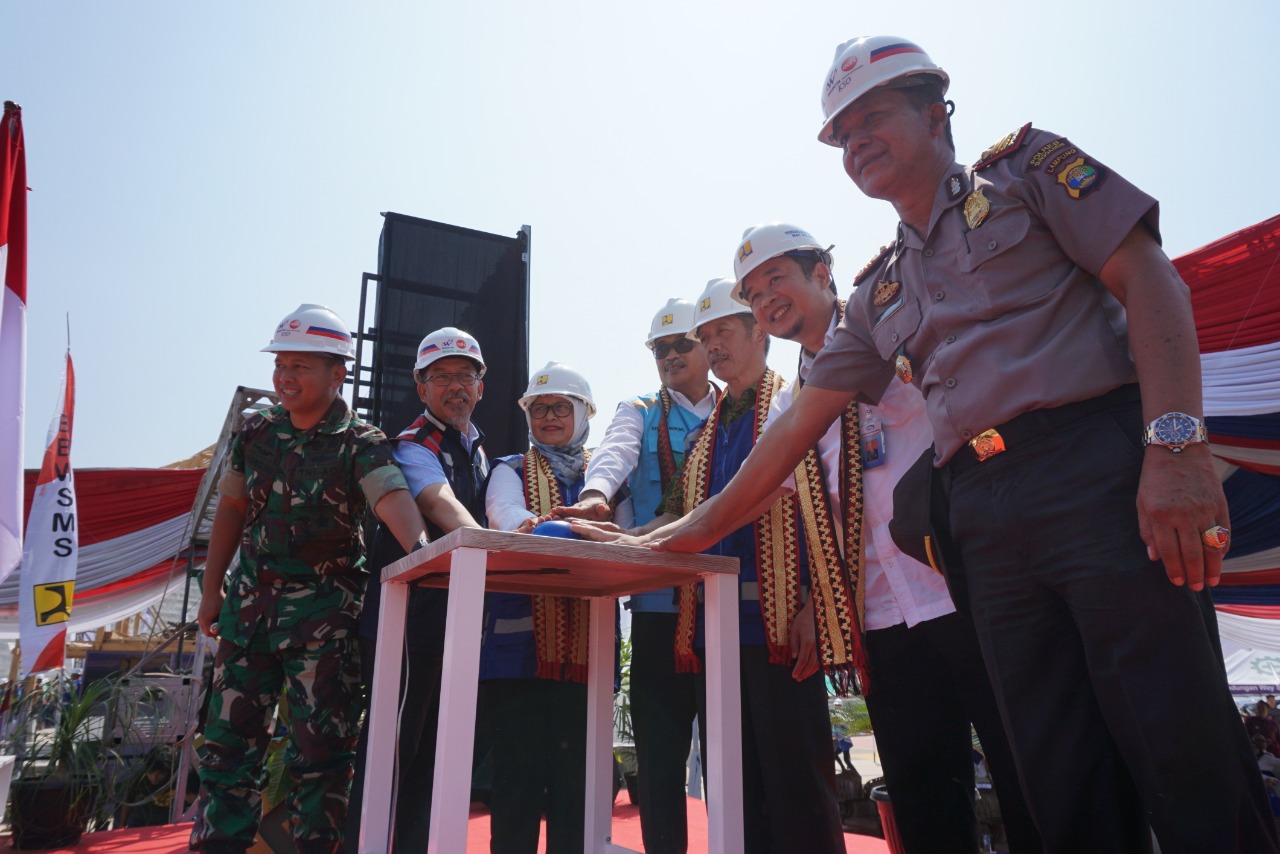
[646,37,1277,853]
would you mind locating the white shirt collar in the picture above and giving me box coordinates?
[798,306,841,383]
[667,382,718,418]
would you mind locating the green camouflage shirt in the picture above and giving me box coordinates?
[219,396,408,648]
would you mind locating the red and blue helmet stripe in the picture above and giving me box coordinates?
[870,42,925,62]
[307,325,352,342]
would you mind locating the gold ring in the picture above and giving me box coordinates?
[1202,526,1229,550]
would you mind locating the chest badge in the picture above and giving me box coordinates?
[964,188,991,230]
[873,280,901,306]
[894,354,914,384]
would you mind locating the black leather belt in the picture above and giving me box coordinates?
[946,384,1141,478]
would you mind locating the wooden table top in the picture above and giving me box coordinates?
[379,527,739,598]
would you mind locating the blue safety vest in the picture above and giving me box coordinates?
[627,392,705,614]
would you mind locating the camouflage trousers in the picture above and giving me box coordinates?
[190,632,362,854]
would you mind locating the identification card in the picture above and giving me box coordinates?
[860,406,887,469]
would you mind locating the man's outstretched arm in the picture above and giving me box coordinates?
[650,384,852,552]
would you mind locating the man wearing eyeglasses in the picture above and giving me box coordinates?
[345,327,490,852]
[554,298,715,853]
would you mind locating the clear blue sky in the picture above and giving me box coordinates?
[6,1,1278,469]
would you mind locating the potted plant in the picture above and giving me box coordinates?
[612,637,639,804]
[5,672,124,849]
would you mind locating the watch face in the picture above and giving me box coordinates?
[1155,413,1197,445]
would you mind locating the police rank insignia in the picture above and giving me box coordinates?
[947,174,964,199]
[964,188,990,230]
[895,354,913,384]
[854,242,894,288]
[973,122,1032,171]
[873,280,900,306]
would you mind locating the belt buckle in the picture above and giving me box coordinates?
[970,428,1006,462]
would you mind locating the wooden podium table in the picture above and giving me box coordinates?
[358,528,742,854]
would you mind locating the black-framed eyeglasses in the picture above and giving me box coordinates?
[422,372,480,388]
[528,401,573,419]
[652,338,697,359]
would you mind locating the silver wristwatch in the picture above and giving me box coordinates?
[1142,412,1208,453]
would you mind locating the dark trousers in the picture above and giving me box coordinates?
[695,645,844,854]
[482,678,587,854]
[343,620,444,853]
[948,398,1276,853]
[865,612,1042,854]
[629,611,698,854]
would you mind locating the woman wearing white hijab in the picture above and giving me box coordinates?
[481,362,628,854]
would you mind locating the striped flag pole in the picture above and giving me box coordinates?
[19,351,76,678]
[0,101,27,584]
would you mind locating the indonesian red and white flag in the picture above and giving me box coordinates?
[19,353,76,677]
[0,102,28,585]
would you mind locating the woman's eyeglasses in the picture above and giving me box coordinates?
[528,401,573,419]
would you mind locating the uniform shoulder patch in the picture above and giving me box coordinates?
[853,242,894,288]
[973,122,1032,171]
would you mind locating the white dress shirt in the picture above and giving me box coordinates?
[582,384,717,500]
[765,310,955,631]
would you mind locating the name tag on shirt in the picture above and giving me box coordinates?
[860,407,887,469]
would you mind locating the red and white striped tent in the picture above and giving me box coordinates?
[0,467,204,638]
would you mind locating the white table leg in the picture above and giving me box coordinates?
[584,596,620,852]
[360,580,409,854]
[427,547,488,854]
[703,572,742,854]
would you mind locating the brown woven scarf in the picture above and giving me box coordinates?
[673,369,804,672]
[524,448,592,683]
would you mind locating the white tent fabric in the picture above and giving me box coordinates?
[0,515,187,606]
[0,571,181,641]
[1225,547,1280,576]
[1224,646,1280,694]
[1218,611,1280,654]
[1202,341,1280,416]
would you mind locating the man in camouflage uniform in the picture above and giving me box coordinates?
[191,304,428,854]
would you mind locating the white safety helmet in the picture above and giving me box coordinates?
[519,361,596,419]
[818,36,949,147]
[689,277,751,337]
[645,298,697,348]
[262,303,356,360]
[731,223,832,305]
[413,326,486,377]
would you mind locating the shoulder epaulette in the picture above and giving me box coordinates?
[973,122,1032,171]
[853,242,894,287]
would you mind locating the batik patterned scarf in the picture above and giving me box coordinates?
[792,300,869,689]
[524,448,592,683]
[673,369,804,672]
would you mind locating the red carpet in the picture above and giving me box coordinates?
[1,797,890,852]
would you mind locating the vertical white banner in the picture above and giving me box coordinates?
[19,352,76,678]
[0,102,28,584]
